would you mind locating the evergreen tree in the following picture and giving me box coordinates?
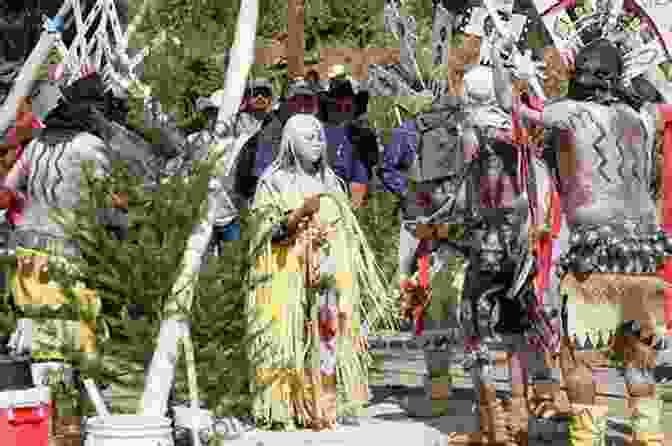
[43,156,274,419]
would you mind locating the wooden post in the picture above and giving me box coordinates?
[287,0,305,80]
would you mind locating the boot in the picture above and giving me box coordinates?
[508,395,529,446]
[530,380,570,418]
[480,383,512,445]
[448,383,512,445]
[621,327,663,446]
[620,333,656,414]
[568,404,609,446]
[628,397,664,446]
[530,350,569,418]
[559,335,596,406]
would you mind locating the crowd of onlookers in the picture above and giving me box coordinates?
[190,67,386,253]
[0,65,397,268]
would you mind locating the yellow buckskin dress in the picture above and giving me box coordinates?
[247,166,394,429]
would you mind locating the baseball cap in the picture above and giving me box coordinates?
[328,78,355,98]
[287,79,318,98]
[196,79,275,112]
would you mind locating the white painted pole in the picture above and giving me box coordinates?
[139,0,259,416]
[83,378,111,417]
[182,325,201,446]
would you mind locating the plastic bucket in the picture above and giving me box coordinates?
[172,405,213,432]
[0,386,52,446]
[31,362,74,387]
[84,415,173,446]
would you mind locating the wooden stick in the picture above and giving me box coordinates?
[306,237,323,428]
[287,0,305,80]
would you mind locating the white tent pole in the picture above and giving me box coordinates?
[139,0,259,417]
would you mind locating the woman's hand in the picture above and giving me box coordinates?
[301,193,322,217]
[111,191,129,210]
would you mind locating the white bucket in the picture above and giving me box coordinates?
[31,362,74,387]
[172,405,213,432]
[84,415,173,446]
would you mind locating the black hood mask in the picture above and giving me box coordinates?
[42,73,129,139]
[568,39,623,103]
[567,38,661,110]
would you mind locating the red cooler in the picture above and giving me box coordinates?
[0,386,51,446]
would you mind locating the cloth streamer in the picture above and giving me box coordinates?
[416,239,431,336]
[416,191,433,336]
[512,94,555,305]
[658,104,672,331]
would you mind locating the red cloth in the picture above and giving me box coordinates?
[414,189,434,335]
[416,240,431,336]
[513,95,553,304]
[4,114,44,226]
[658,104,672,331]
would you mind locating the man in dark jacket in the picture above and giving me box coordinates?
[323,74,372,208]
[174,79,282,249]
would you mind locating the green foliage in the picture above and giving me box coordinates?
[0,273,17,337]
[426,256,465,323]
[353,190,402,288]
[42,157,272,417]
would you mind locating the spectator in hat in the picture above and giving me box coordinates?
[322,69,372,208]
[284,78,321,117]
[171,79,282,249]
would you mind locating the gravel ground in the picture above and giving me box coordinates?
[219,345,672,445]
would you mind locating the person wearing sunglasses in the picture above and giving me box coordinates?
[182,79,282,251]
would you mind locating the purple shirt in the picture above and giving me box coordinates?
[381,120,417,196]
[253,141,275,177]
[324,126,369,184]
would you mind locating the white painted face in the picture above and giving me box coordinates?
[289,115,326,164]
[463,65,496,105]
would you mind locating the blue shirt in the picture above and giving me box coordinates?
[381,120,417,196]
[324,125,369,184]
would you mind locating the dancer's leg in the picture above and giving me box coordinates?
[468,340,511,445]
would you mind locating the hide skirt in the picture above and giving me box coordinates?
[560,272,666,344]
[10,247,100,359]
